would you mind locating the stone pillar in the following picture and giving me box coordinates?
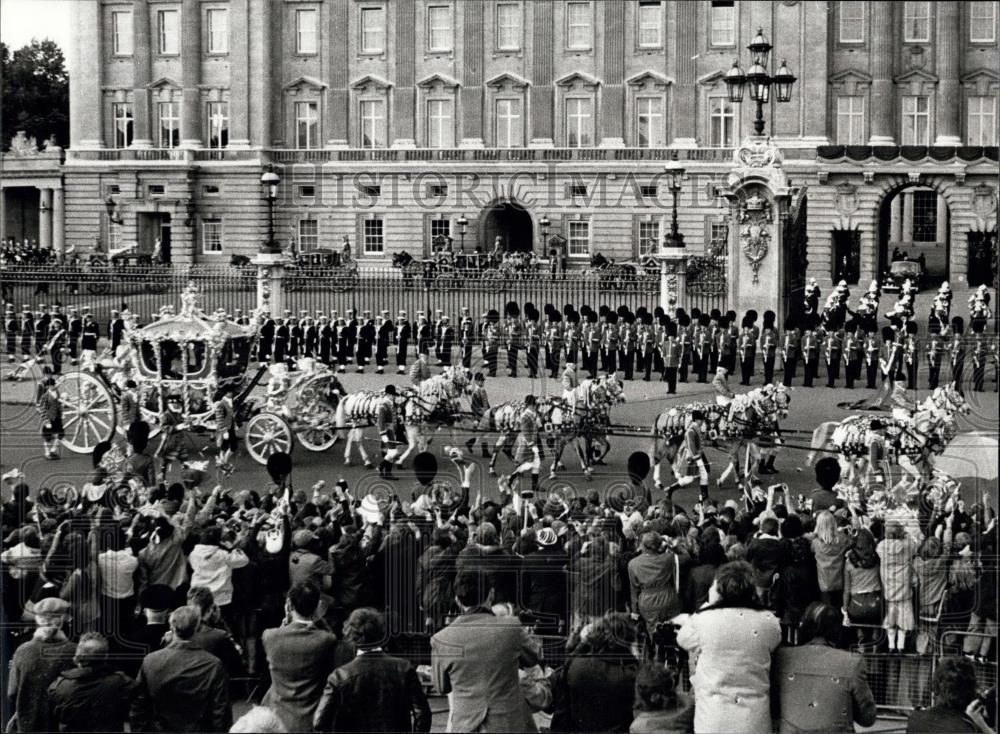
[868,2,895,144]
[936,194,949,244]
[228,0,250,147]
[254,253,287,316]
[530,0,555,146]
[52,188,65,256]
[934,1,962,145]
[252,0,274,147]
[180,0,202,147]
[460,0,485,147]
[328,0,350,146]
[600,0,625,147]
[902,192,914,243]
[393,0,417,147]
[132,0,153,147]
[671,1,697,145]
[70,0,104,147]
[890,194,903,243]
[39,189,53,250]
[658,249,687,311]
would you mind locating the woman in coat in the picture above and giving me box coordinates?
[677,561,782,734]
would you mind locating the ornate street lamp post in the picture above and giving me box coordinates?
[457,214,468,253]
[723,29,797,137]
[104,196,123,225]
[663,168,685,248]
[259,168,281,254]
[540,214,551,247]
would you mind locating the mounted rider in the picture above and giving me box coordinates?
[376,384,400,480]
[561,362,579,411]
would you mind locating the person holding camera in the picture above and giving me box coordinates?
[627,531,688,654]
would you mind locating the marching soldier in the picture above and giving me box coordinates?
[843,321,862,390]
[950,316,966,387]
[904,321,920,389]
[290,312,306,360]
[738,315,757,386]
[319,315,334,366]
[638,313,656,381]
[258,309,275,363]
[661,321,681,394]
[862,323,882,390]
[335,314,350,370]
[459,307,475,370]
[801,322,819,388]
[437,314,455,367]
[970,319,987,392]
[19,305,34,360]
[564,309,581,367]
[707,310,722,374]
[823,321,844,388]
[925,319,946,390]
[80,312,100,356]
[67,306,81,363]
[4,304,18,362]
[482,310,500,377]
[417,311,433,359]
[619,311,637,380]
[305,312,320,358]
[505,303,522,377]
[602,311,620,375]
[375,310,394,374]
[524,307,541,378]
[395,310,411,374]
[678,313,693,383]
[273,315,289,365]
[759,310,778,385]
[693,314,711,384]
[345,309,359,365]
[725,310,740,374]
[108,309,124,354]
[357,311,376,373]
[780,314,800,388]
[35,304,50,354]
[583,312,600,378]
[545,311,563,379]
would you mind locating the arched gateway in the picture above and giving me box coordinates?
[480,199,534,252]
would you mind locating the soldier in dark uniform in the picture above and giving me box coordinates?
[926,317,946,390]
[707,309,722,374]
[714,316,732,378]
[638,312,656,381]
[47,316,66,375]
[4,304,18,362]
[862,322,881,390]
[544,310,563,379]
[65,306,81,363]
[417,312,433,358]
[319,315,334,366]
[738,314,757,385]
[678,312,693,383]
[524,306,541,378]
[504,302,522,377]
[109,309,125,353]
[563,305,580,366]
[801,314,820,388]
[602,311,620,375]
[780,314,800,388]
[437,315,454,367]
[357,311,376,373]
[823,319,844,388]
[258,310,275,363]
[482,309,500,377]
[758,311,777,385]
[843,320,862,390]
[375,310,394,374]
[376,384,401,479]
[661,321,681,394]
[80,312,100,354]
[290,311,305,361]
[345,309,359,366]
[304,312,320,358]
[273,316,289,365]
[725,310,740,373]
[970,318,987,392]
[395,310,411,374]
[583,311,600,379]
[904,320,920,389]
[949,316,966,388]
[34,304,50,355]
[619,310,636,380]
[693,313,711,383]
[466,372,491,456]
[459,307,475,370]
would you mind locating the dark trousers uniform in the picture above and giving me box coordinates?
[526,344,539,377]
[273,336,287,364]
[951,357,964,388]
[906,359,919,389]
[565,344,578,366]
[782,354,798,387]
[695,352,709,383]
[583,346,598,378]
[972,360,985,392]
[461,341,474,369]
[396,335,409,368]
[740,348,756,385]
[762,351,775,385]
[826,354,841,388]
[603,348,618,375]
[375,337,390,368]
[545,346,561,377]
[639,348,653,381]
[708,348,719,374]
[803,356,818,387]
[483,343,498,376]
[927,361,941,390]
[662,366,678,393]
[679,352,690,382]
[845,358,860,389]
[4,325,16,357]
[865,360,879,389]
[507,345,519,376]
[621,347,635,380]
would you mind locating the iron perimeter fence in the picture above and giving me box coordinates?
[1,264,728,323]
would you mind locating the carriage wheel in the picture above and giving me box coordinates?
[296,426,338,452]
[56,372,117,453]
[245,412,294,464]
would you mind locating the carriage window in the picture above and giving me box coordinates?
[216,337,251,379]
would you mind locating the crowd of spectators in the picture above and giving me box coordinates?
[1,444,997,733]
[0,239,57,267]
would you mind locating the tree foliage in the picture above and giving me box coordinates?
[1,39,70,151]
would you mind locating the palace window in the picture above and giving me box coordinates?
[299,219,319,250]
[836,96,865,144]
[637,1,662,48]
[970,1,997,42]
[296,8,318,54]
[901,95,930,145]
[566,2,592,50]
[912,190,938,242]
[566,97,593,147]
[157,9,179,54]
[430,218,451,240]
[496,2,521,51]
[157,102,180,148]
[112,10,133,55]
[903,1,930,42]
[838,1,865,43]
[427,5,453,52]
[710,0,735,47]
[113,103,134,149]
[709,96,735,147]
[360,99,386,148]
[427,99,454,148]
[495,98,523,148]
[567,220,590,257]
[361,7,386,53]
[637,220,660,258]
[202,219,223,254]
[636,96,664,147]
[968,96,997,146]
[295,101,320,149]
[363,217,384,254]
[207,8,228,53]
[207,102,229,149]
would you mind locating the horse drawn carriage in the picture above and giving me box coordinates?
[286,248,359,292]
[52,286,266,454]
[83,244,172,296]
[585,253,659,293]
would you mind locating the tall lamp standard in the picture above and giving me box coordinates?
[457,214,468,254]
[259,168,281,254]
[540,214,551,248]
[723,28,797,137]
[663,168,685,248]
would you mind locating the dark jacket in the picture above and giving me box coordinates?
[683,563,719,613]
[570,551,621,620]
[523,546,569,626]
[746,536,784,589]
[417,545,457,625]
[47,665,137,733]
[313,650,431,733]
[8,634,77,733]
[262,621,353,733]
[778,537,819,625]
[629,695,695,733]
[457,543,520,604]
[906,706,978,733]
[192,625,244,678]
[551,650,639,733]
[330,542,367,611]
[130,640,231,733]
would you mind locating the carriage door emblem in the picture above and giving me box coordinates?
[739,192,772,284]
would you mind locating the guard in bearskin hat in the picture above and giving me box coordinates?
[504,301,522,377]
[545,310,563,378]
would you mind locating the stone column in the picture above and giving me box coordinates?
[890,194,903,243]
[328,0,350,146]
[868,2,895,144]
[252,0,274,147]
[658,250,687,311]
[600,0,625,147]
[180,0,202,147]
[934,1,962,145]
[52,188,65,256]
[393,0,417,147]
[132,0,153,147]
[902,192,914,243]
[671,1,697,145]
[936,194,949,244]
[70,0,104,147]
[39,189,53,250]
[530,0,555,146]
[254,253,287,316]
[460,0,485,147]
[228,0,250,147]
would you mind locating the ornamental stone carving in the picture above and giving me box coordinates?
[739,193,772,285]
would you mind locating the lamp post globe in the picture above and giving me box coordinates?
[259,170,281,254]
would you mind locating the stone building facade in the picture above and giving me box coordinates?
[2,1,997,297]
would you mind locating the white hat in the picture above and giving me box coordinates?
[359,494,383,525]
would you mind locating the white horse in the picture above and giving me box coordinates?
[394,366,472,466]
[333,390,393,467]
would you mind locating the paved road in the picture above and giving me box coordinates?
[3,361,996,507]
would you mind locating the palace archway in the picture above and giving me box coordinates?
[480,199,534,253]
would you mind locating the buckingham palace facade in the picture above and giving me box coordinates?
[2,0,997,290]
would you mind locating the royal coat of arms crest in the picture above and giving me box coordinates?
[740,193,772,285]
